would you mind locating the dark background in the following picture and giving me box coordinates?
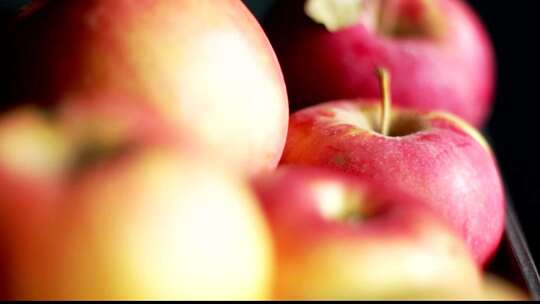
[466,0,540,262]
[2,0,539,263]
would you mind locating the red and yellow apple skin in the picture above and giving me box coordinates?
[0,108,68,299]
[4,0,289,175]
[252,165,482,300]
[11,148,274,300]
[281,101,505,266]
[264,0,494,127]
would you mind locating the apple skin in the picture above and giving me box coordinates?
[9,147,274,300]
[3,0,289,175]
[264,0,494,127]
[281,100,505,266]
[0,107,68,299]
[252,165,483,299]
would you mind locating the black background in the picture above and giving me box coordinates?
[467,0,540,262]
[2,1,539,264]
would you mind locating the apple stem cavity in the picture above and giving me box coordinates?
[376,67,391,136]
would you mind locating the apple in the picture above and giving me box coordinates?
[264,0,495,127]
[281,69,505,266]
[10,147,274,300]
[0,92,273,299]
[3,0,289,175]
[252,165,483,299]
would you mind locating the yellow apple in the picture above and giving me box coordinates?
[11,147,274,300]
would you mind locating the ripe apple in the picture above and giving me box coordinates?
[10,147,274,300]
[3,0,289,175]
[281,69,505,266]
[252,165,483,299]
[264,0,494,127]
[1,92,273,299]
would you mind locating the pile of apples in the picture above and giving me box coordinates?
[0,0,529,300]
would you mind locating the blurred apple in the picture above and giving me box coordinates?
[281,70,505,266]
[0,93,273,299]
[3,0,288,175]
[253,165,483,300]
[11,147,273,300]
[264,0,494,126]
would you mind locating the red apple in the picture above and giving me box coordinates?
[253,165,483,299]
[264,0,494,127]
[3,0,289,175]
[281,69,504,266]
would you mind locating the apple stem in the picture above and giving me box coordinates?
[376,68,391,136]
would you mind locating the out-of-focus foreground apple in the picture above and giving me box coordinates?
[2,0,289,176]
[253,165,483,300]
[264,0,495,127]
[0,96,273,300]
[281,69,505,266]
